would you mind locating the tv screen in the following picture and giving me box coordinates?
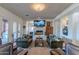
[34,20,45,27]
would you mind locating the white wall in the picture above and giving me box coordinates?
[53,20,60,37]
[60,15,73,39]
[25,20,33,34]
[72,12,79,41]
[0,6,24,43]
[53,11,76,40]
[53,4,79,41]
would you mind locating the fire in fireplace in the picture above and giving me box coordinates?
[35,30,43,35]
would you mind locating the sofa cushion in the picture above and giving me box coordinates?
[50,50,59,55]
[54,48,65,55]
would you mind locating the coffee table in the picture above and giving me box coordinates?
[35,39,44,47]
[27,47,50,55]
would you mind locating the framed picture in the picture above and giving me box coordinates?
[62,16,69,36]
[63,26,68,36]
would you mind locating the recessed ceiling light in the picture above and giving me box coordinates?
[31,3,46,12]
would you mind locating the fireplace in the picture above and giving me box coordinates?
[35,30,43,35]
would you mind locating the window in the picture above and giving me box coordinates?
[18,24,21,38]
[13,22,17,42]
[2,19,8,44]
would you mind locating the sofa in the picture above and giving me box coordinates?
[50,48,65,55]
[16,35,32,48]
[51,41,64,49]
[0,43,13,55]
[47,35,57,44]
[47,34,64,49]
[0,42,29,55]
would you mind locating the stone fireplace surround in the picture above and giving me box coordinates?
[34,27,46,40]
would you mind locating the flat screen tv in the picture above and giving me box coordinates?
[34,20,45,27]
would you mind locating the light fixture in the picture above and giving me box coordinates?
[31,3,46,12]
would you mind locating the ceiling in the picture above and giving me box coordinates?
[0,3,72,20]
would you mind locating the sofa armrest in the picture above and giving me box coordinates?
[54,48,65,55]
[50,50,59,55]
[50,48,65,55]
[17,49,28,55]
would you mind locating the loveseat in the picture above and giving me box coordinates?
[0,43,13,55]
[16,34,32,48]
[47,34,64,49]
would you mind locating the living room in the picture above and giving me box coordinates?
[0,3,79,56]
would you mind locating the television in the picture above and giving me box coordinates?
[34,20,45,27]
